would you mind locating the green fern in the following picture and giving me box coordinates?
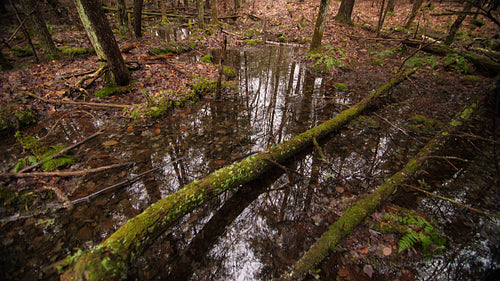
[374,206,445,254]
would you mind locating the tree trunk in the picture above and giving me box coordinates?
[404,0,423,29]
[0,51,13,71]
[117,0,129,34]
[196,0,205,29]
[60,69,414,281]
[159,0,168,22]
[133,0,143,38]
[334,0,356,25]
[376,0,386,37]
[282,95,482,281]
[74,0,130,86]
[386,0,395,13]
[211,0,219,24]
[20,0,61,59]
[444,1,474,46]
[309,0,331,52]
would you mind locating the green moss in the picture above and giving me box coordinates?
[407,114,440,132]
[334,83,348,91]
[223,66,237,79]
[463,75,483,84]
[200,54,213,63]
[59,46,90,56]
[243,39,263,46]
[95,84,130,98]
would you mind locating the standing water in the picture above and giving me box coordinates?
[0,45,498,280]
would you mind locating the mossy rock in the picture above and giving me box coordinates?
[0,106,38,134]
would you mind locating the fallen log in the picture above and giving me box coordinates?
[280,96,482,280]
[402,39,500,75]
[59,69,414,281]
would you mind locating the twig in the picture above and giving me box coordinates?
[1,163,131,178]
[70,157,186,205]
[24,91,130,109]
[312,137,329,163]
[43,185,73,209]
[17,129,104,173]
[404,184,500,219]
[373,112,409,136]
[7,4,38,43]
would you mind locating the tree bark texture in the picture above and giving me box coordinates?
[20,0,61,59]
[211,0,219,24]
[281,95,482,281]
[444,1,474,46]
[60,69,414,281]
[133,0,143,38]
[404,0,423,28]
[117,0,129,34]
[310,0,331,52]
[386,0,395,13]
[197,0,205,29]
[334,0,355,25]
[74,0,130,86]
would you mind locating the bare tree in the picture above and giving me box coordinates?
[197,0,205,29]
[133,0,143,38]
[334,0,356,25]
[74,0,130,86]
[310,0,331,51]
[444,0,476,45]
[404,0,423,29]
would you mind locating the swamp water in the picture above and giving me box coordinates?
[0,45,498,280]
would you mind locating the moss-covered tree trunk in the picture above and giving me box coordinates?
[117,0,129,35]
[60,69,414,281]
[281,96,482,281]
[74,0,130,86]
[334,0,355,25]
[309,0,331,52]
[20,0,61,60]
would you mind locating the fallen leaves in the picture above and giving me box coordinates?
[102,140,119,146]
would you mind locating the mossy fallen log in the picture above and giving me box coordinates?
[402,39,500,75]
[280,95,482,280]
[59,69,414,281]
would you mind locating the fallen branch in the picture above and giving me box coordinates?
[17,129,104,173]
[1,163,130,178]
[281,96,482,280]
[404,184,500,219]
[60,69,415,280]
[24,91,130,109]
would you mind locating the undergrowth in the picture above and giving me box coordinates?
[368,205,446,255]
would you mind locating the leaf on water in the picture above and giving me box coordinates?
[363,264,374,278]
[383,246,392,256]
[102,140,119,146]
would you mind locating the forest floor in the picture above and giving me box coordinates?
[0,0,499,280]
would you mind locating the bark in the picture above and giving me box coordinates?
[402,39,500,75]
[444,1,474,46]
[0,50,13,71]
[117,0,129,34]
[334,0,355,25]
[376,0,386,37]
[404,0,423,29]
[211,0,219,24]
[159,0,168,22]
[60,69,414,281]
[386,0,395,13]
[133,0,143,38]
[196,0,205,29]
[74,0,130,86]
[20,0,61,59]
[282,95,482,281]
[310,0,331,52]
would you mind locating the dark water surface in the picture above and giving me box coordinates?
[0,45,498,280]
